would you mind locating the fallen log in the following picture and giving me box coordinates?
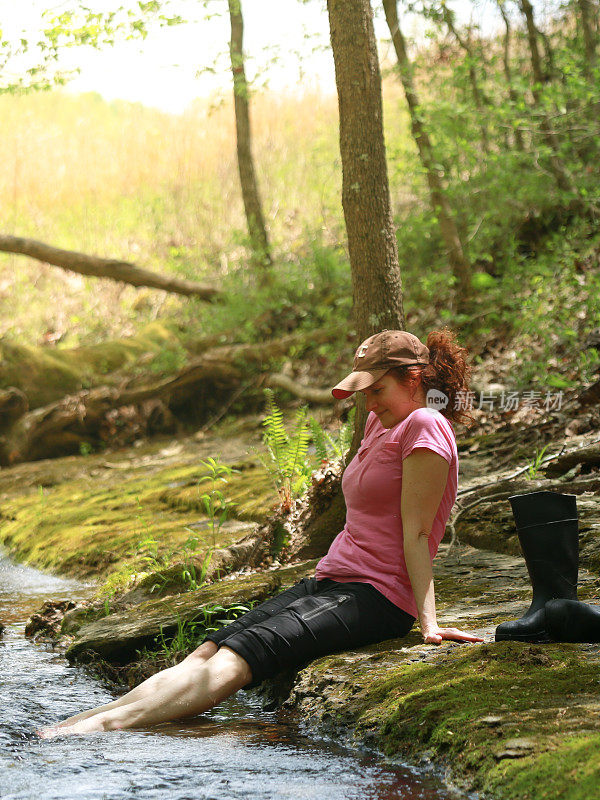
[543,441,600,476]
[265,373,335,404]
[0,328,342,465]
[0,363,239,465]
[0,234,221,301]
[0,388,28,433]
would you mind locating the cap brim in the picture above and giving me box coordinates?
[331,368,389,399]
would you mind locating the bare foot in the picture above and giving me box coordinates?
[38,714,110,738]
[37,725,60,739]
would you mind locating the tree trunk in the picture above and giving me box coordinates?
[326,0,405,342]
[0,235,220,300]
[520,0,546,85]
[441,3,490,154]
[538,29,557,80]
[327,0,406,458]
[228,0,272,276]
[383,0,471,306]
[497,0,526,152]
[578,0,598,76]
[518,0,580,197]
[517,0,555,80]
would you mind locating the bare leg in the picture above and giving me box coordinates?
[40,646,251,736]
[42,641,219,733]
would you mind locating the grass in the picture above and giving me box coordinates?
[0,88,348,347]
[0,81,414,348]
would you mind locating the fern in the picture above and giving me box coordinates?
[308,407,356,464]
[262,389,311,508]
[339,407,356,463]
[309,416,328,462]
[262,393,356,510]
[286,407,311,482]
[262,388,289,471]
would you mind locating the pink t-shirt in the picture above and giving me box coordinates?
[315,407,458,618]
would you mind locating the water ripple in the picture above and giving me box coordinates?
[1,555,454,800]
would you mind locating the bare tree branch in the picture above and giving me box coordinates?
[0,235,221,301]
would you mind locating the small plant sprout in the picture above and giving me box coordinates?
[527,444,551,479]
[197,457,238,545]
[179,532,215,591]
[153,602,254,660]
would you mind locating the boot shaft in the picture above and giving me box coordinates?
[496,490,580,642]
[510,491,579,609]
[509,490,577,531]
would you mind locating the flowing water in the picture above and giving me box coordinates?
[0,553,461,800]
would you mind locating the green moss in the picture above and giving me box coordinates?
[348,642,600,798]
[157,460,277,522]
[487,735,600,799]
[0,322,185,407]
[276,635,599,799]
[0,341,85,407]
[0,454,277,581]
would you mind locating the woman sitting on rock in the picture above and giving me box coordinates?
[41,328,483,737]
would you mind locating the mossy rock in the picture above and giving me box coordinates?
[66,571,283,663]
[285,639,600,800]
[0,322,184,408]
[61,605,108,635]
[157,459,277,522]
[61,558,319,640]
[0,341,84,408]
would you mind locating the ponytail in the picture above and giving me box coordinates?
[391,327,472,425]
[423,328,472,425]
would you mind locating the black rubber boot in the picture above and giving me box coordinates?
[495,491,579,643]
[545,598,600,643]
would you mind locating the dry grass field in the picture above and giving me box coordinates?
[0,83,416,346]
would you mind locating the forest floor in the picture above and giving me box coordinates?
[2,392,599,800]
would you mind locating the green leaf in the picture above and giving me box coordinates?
[545,374,574,390]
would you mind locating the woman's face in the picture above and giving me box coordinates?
[360,371,423,428]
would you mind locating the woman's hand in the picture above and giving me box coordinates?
[421,625,484,645]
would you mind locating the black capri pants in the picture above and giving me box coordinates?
[205,577,415,688]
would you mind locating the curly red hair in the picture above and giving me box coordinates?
[391,327,473,425]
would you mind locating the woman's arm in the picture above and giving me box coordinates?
[401,448,483,644]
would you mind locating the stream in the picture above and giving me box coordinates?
[0,553,462,800]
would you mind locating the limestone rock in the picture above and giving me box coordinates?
[494,738,536,760]
[66,572,282,663]
[25,600,76,640]
[61,604,107,636]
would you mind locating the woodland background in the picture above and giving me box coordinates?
[1,0,598,412]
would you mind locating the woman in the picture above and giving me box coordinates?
[41,328,482,737]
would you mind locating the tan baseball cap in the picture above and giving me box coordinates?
[332,330,429,399]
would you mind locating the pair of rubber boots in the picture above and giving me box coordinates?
[495,490,600,643]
